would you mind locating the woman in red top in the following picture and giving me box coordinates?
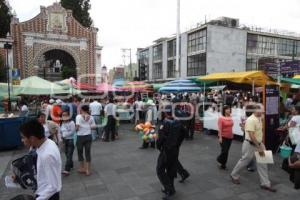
[217,105,234,170]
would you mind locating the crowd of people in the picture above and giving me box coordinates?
[4,90,300,200]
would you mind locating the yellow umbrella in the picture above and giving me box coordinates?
[293,75,300,79]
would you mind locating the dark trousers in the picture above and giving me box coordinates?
[186,117,195,139]
[142,140,155,148]
[77,135,92,162]
[104,116,116,141]
[282,158,300,189]
[35,192,59,200]
[156,148,178,192]
[63,139,74,171]
[217,137,232,168]
[177,160,189,177]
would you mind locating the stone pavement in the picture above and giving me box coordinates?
[0,123,299,200]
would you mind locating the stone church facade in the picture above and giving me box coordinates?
[9,2,102,83]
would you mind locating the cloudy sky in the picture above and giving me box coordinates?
[8,0,300,69]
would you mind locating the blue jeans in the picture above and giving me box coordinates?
[63,139,74,171]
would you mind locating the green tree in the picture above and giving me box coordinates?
[60,0,93,28]
[61,66,77,79]
[0,0,12,37]
[0,56,7,82]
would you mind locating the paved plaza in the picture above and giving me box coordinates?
[0,124,299,200]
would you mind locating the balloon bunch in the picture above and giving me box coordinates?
[135,122,158,142]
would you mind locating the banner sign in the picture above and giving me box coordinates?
[12,68,21,85]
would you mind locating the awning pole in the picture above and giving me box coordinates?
[203,82,206,116]
[252,79,255,96]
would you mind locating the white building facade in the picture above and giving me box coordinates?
[137,17,300,82]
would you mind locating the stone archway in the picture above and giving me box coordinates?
[33,46,80,81]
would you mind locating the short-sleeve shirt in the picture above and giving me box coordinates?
[75,115,96,136]
[289,115,300,127]
[104,103,117,117]
[245,114,263,143]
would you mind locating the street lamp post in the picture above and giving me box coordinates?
[4,42,12,112]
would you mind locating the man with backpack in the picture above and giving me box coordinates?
[20,120,62,200]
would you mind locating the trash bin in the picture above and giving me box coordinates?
[0,117,23,150]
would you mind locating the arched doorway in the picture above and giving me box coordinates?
[37,49,77,81]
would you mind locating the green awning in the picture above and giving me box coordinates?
[280,77,300,85]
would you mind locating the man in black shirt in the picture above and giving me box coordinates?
[156,106,188,199]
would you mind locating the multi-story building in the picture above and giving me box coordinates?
[137,17,300,82]
[124,63,138,81]
[108,66,124,84]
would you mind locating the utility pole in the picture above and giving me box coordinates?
[122,48,132,80]
[175,0,181,79]
[4,42,12,112]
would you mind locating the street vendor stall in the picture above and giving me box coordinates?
[116,103,134,122]
[204,107,245,136]
[0,115,23,150]
[199,71,280,151]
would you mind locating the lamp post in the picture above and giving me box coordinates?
[4,42,12,112]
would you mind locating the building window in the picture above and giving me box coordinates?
[247,34,299,57]
[187,53,206,76]
[278,38,295,57]
[246,56,258,71]
[153,62,163,79]
[138,49,149,80]
[188,29,207,54]
[247,34,275,55]
[168,39,176,58]
[167,60,176,78]
[297,41,300,57]
[153,44,163,61]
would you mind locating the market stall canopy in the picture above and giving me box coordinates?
[122,81,154,92]
[159,79,201,93]
[280,77,300,85]
[0,83,20,98]
[74,82,97,91]
[198,71,276,86]
[152,83,166,91]
[15,76,71,95]
[96,83,117,92]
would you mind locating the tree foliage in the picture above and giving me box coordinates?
[0,0,12,37]
[0,56,7,82]
[60,0,93,28]
[61,65,77,79]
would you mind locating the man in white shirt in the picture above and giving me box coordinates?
[89,99,102,140]
[20,120,62,200]
[104,98,117,142]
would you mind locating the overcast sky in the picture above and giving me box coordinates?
[8,0,300,69]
